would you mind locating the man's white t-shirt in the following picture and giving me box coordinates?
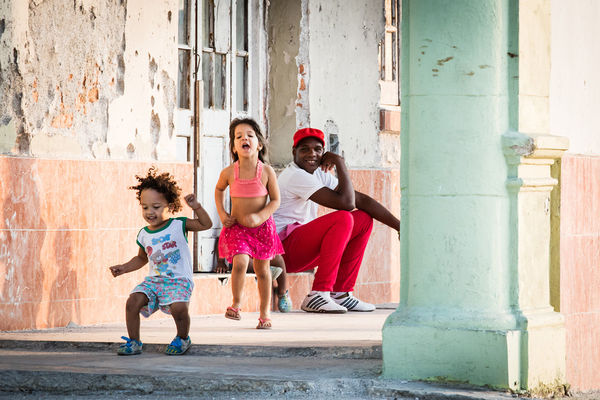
[273,162,338,234]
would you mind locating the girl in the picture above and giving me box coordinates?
[109,167,212,355]
[215,118,284,329]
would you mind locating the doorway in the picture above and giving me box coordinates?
[176,0,267,271]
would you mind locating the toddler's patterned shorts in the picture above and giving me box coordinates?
[131,276,193,317]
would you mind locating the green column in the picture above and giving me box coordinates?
[383,0,527,389]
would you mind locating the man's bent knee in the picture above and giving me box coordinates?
[330,210,354,230]
[351,209,373,231]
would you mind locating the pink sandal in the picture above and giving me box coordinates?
[225,306,241,320]
[256,317,272,330]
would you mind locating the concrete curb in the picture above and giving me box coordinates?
[0,370,519,399]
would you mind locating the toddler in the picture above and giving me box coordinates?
[109,167,212,355]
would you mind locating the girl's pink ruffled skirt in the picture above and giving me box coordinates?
[218,216,284,263]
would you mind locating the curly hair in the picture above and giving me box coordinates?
[129,167,182,213]
[228,118,268,163]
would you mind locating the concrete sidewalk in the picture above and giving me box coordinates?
[0,309,533,399]
[0,308,390,348]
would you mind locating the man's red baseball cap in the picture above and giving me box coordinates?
[293,127,325,148]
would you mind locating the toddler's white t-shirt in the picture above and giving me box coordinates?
[136,217,193,281]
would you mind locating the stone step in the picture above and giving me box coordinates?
[0,348,517,399]
[0,310,524,399]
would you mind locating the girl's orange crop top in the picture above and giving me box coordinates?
[230,160,268,198]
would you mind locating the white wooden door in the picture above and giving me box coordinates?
[197,0,256,271]
[176,0,194,162]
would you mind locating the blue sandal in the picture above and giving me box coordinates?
[117,336,143,355]
[165,336,191,355]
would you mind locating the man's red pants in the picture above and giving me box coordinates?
[281,210,373,292]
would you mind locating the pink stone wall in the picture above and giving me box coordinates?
[350,169,400,305]
[0,157,194,330]
[0,157,400,330]
[560,154,600,391]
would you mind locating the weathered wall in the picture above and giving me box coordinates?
[307,0,386,168]
[0,157,193,330]
[0,0,179,160]
[0,0,187,330]
[267,0,301,167]
[550,1,600,155]
[559,154,600,391]
[0,157,398,330]
[267,0,398,170]
[550,1,600,391]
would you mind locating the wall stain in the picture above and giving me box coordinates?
[159,70,175,139]
[437,56,454,66]
[116,52,125,95]
[150,110,161,146]
[126,142,135,158]
[0,46,27,153]
[149,56,158,88]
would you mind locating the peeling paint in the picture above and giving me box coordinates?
[502,131,535,160]
[0,118,17,153]
[159,70,175,139]
[6,0,129,157]
[149,56,158,87]
[295,0,311,128]
[126,142,135,157]
[150,109,161,150]
[437,56,454,66]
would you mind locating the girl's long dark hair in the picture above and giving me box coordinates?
[228,118,268,163]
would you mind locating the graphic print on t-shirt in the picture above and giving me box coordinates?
[146,233,181,277]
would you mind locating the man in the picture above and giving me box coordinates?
[273,128,400,313]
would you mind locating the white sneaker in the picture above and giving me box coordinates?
[332,292,375,312]
[301,291,347,313]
